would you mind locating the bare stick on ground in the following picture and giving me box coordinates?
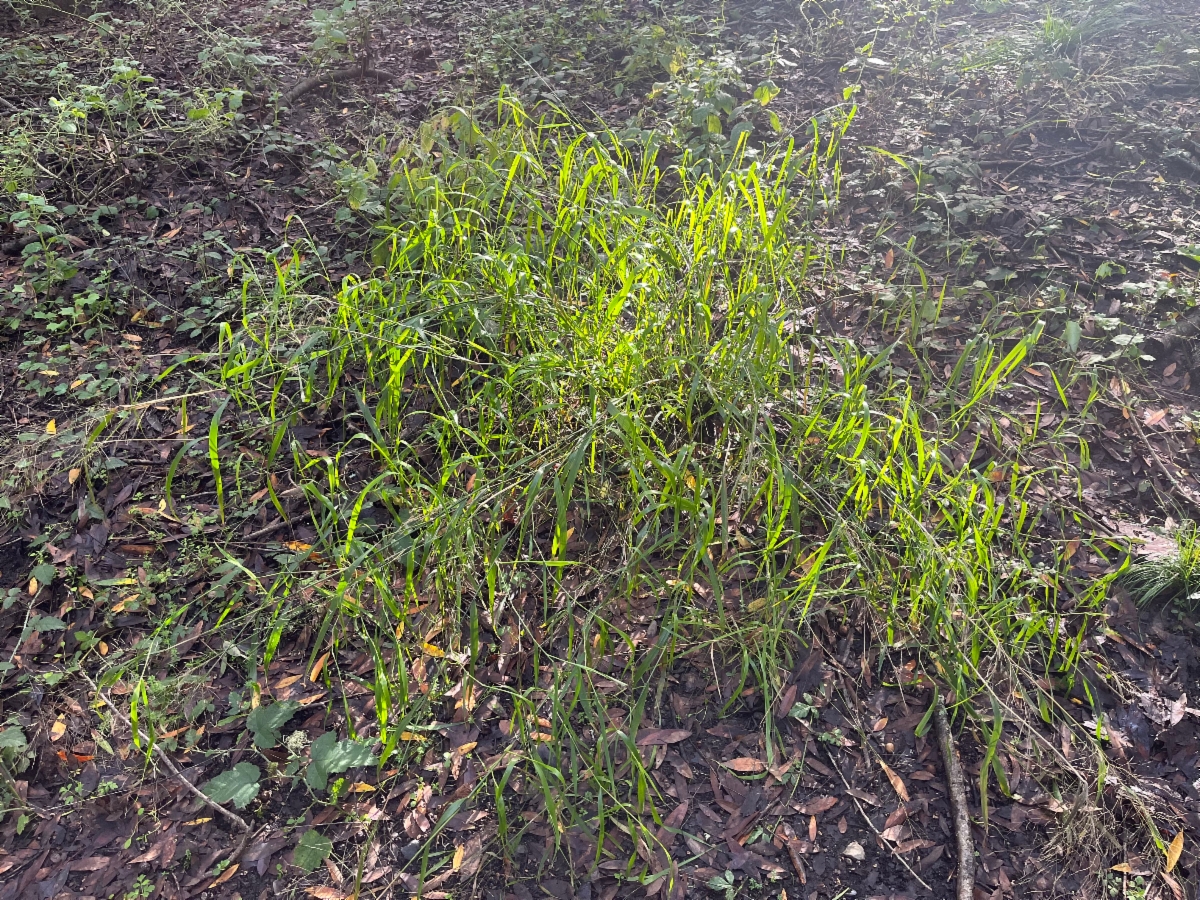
[934,694,975,900]
[279,66,397,107]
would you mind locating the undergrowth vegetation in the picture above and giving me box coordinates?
[159,100,1121,856]
[7,0,1200,892]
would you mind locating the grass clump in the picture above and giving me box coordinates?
[203,99,1112,859]
[1125,524,1200,609]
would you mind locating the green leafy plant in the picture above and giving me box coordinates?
[648,49,783,166]
[202,762,261,808]
[707,870,736,900]
[1125,524,1200,609]
[305,732,376,790]
[294,829,334,873]
[246,700,300,748]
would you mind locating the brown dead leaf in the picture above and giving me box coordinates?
[50,716,67,742]
[724,757,765,774]
[657,800,689,845]
[795,795,837,816]
[305,889,347,900]
[324,857,344,884]
[1170,694,1188,728]
[880,761,910,802]
[635,728,693,747]
[844,788,879,806]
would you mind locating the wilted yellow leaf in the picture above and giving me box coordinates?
[183,817,213,826]
[208,863,238,887]
[421,642,445,658]
[452,844,465,872]
[399,731,427,742]
[50,716,67,742]
[309,651,330,682]
[28,577,39,595]
[1166,830,1184,874]
[284,540,312,552]
[68,468,81,484]
[348,782,376,793]
[46,419,56,434]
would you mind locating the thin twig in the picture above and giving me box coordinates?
[83,674,250,838]
[821,744,933,892]
[279,66,397,107]
[933,695,974,900]
[240,518,289,542]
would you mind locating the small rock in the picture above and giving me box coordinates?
[843,841,866,862]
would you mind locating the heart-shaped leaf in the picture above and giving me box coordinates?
[202,762,260,809]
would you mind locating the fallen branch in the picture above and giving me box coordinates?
[83,673,252,862]
[822,744,933,893]
[933,695,974,900]
[279,66,398,107]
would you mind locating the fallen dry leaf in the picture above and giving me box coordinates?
[796,795,837,816]
[457,835,484,880]
[880,761,910,802]
[724,757,765,774]
[209,863,238,887]
[1166,830,1184,874]
[635,728,692,747]
[50,716,67,742]
[305,889,347,900]
[309,651,330,682]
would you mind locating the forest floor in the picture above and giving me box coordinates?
[2,1,1200,899]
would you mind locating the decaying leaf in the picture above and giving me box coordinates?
[724,757,765,773]
[1166,830,1184,874]
[880,761,910,802]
